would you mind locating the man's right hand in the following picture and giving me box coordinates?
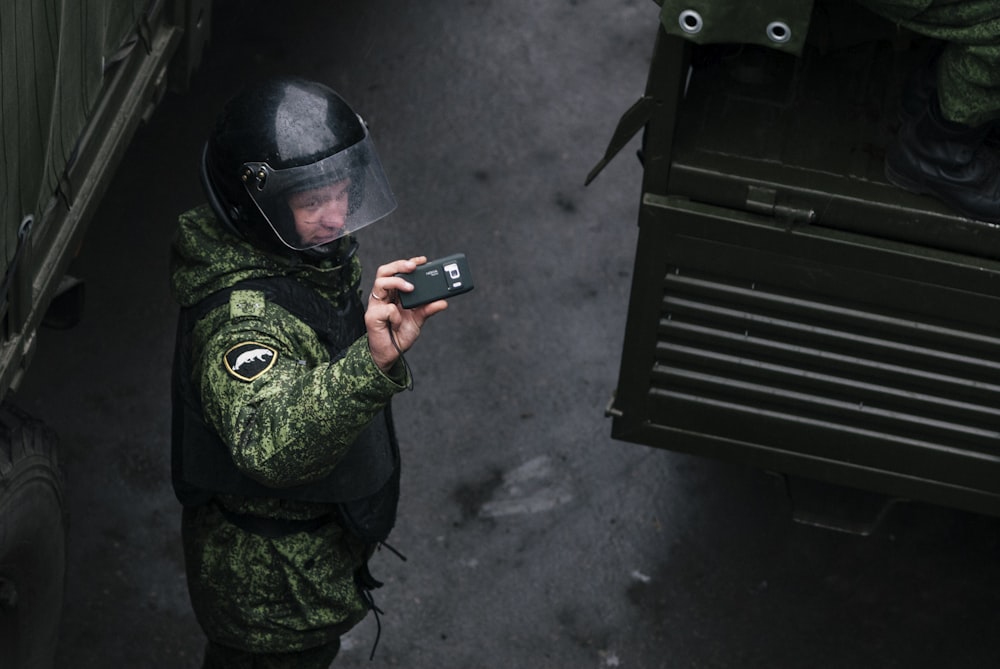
[365,256,448,373]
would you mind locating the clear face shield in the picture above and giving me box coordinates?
[240,130,396,252]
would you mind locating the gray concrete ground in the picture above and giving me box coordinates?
[12,0,1000,667]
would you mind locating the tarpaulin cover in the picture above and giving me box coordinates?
[659,0,815,56]
[0,0,149,270]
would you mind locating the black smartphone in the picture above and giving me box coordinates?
[396,253,474,308]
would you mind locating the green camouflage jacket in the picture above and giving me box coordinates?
[170,204,409,653]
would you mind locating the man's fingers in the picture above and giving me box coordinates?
[414,299,449,321]
[375,256,426,279]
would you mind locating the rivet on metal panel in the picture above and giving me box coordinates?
[678,10,703,35]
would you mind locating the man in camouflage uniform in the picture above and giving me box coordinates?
[170,77,447,668]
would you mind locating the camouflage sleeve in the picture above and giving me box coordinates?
[193,289,408,488]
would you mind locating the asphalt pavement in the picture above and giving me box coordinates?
[13,1,1000,667]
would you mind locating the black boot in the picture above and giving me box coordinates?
[885,91,1000,223]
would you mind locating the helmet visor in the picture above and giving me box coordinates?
[241,131,396,251]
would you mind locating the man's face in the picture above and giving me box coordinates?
[287,180,351,247]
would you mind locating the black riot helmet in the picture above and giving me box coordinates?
[202,77,396,257]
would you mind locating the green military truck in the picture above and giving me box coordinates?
[0,1,210,665]
[594,1,1000,532]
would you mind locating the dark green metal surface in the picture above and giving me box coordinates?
[608,8,1000,516]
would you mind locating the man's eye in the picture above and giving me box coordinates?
[294,197,322,210]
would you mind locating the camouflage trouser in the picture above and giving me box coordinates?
[857,0,1000,126]
[201,639,340,669]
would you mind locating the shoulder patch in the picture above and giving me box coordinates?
[229,289,267,318]
[224,342,278,382]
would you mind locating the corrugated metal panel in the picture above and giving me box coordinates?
[612,194,1000,512]
[654,265,1000,469]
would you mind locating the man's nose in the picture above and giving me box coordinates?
[318,203,347,228]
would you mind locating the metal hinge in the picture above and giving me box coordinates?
[745,185,816,226]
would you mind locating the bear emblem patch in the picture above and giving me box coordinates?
[224,342,277,382]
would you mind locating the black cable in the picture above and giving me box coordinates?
[386,304,414,391]
[379,540,408,562]
[359,586,384,661]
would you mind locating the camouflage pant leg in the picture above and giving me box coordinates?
[201,639,341,669]
[858,0,1000,126]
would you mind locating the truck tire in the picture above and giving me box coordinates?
[0,403,66,669]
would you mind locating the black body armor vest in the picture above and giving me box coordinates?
[170,276,399,522]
